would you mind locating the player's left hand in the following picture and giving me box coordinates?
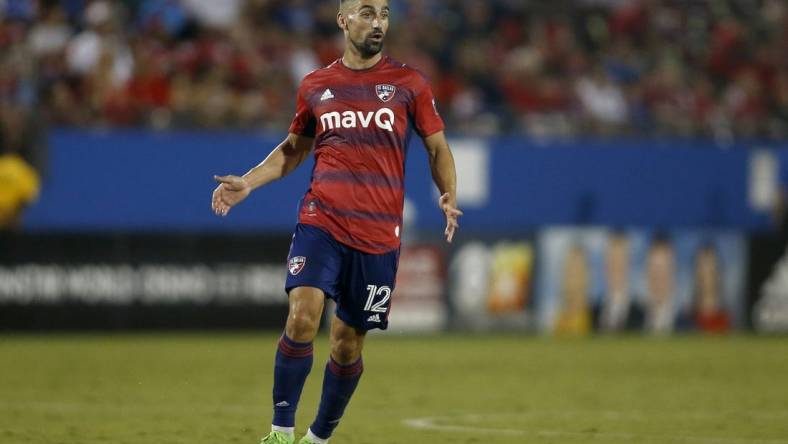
[439,192,463,243]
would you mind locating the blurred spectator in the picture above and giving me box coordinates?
[66,1,132,82]
[689,244,732,333]
[28,5,71,56]
[0,106,40,230]
[180,0,242,30]
[135,0,189,37]
[65,1,135,125]
[554,244,592,335]
[575,64,629,134]
[0,0,785,138]
[594,231,643,332]
[643,235,677,335]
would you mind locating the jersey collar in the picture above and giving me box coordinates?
[338,55,388,74]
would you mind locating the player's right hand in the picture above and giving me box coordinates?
[212,175,251,216]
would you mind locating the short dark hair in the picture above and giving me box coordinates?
[340,0,362,11]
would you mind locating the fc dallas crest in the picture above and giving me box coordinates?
[289,256,306,275]
[375,84,396,102]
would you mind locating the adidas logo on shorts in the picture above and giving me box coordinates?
[367,314,381,323]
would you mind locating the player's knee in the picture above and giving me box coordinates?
[330,337,361,364]
[286,312,320,342]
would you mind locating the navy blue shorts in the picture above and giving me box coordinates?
[285,223,399,331]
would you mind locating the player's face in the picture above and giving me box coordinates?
[340,0,390,58]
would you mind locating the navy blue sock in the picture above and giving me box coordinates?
[272,334,314,428]
[309,356,364,440]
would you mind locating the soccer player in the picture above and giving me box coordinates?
[211,1,461,443]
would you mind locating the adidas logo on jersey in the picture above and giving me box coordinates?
[320,89,334,101]
[367,314,381,323]
[319,108,395,132]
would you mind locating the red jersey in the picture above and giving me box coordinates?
[288,56,444,254]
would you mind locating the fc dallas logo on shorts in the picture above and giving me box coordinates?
[375,84,396,102]
[289,256,306,275]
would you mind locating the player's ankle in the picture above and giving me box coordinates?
[271,425,295,436]
[304,428,329,444]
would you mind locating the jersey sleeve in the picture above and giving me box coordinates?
[410,78,445,138]
[288,82,317,137]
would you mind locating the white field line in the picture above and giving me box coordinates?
[456,410,788,420]
[402,412,788,444]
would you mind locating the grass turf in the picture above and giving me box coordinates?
[1,333,787,444]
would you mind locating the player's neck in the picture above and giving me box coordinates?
[341,50,383,71]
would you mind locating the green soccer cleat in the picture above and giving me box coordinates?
[297,429,330,444]
[260,431,295,444]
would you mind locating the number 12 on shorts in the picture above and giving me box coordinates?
[364,285,391,313]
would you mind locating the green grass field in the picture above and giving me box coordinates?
[1,333,787,444]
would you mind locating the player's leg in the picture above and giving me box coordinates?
[265,224,343,444]
[269,287,325,439]
[302,315,365,444]
[301,247,398,443]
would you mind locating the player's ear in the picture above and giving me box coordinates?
[337,12,348,31]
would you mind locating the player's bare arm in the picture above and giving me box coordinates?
[423,130,463,243]
[212,133,314,217]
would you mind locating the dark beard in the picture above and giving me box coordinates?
[352,36,384,58]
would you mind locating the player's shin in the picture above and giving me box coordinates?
[306,356,364,441]
[271,334,314,433]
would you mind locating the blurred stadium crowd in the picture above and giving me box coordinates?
[0,0,787,139]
